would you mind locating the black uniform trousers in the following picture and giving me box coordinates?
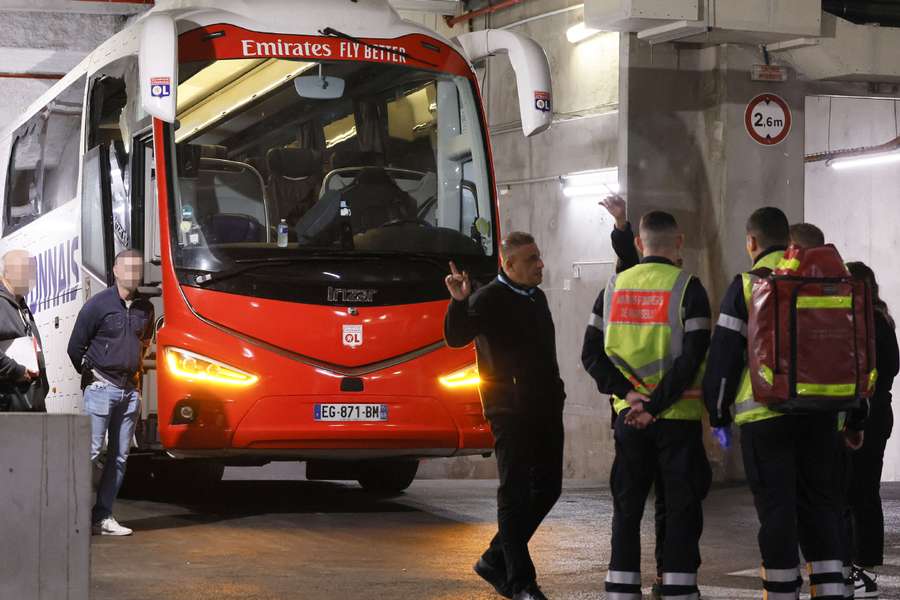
[741,413,845,599]
[482,412,564,593]
[849,399,894,568]
[608,412,711,597]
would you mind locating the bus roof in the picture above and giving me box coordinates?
[1,0,463,141]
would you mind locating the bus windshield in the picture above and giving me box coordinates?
[169,57,495,278]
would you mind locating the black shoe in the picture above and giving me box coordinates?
[851,566,879,598]
[473,558,512,598]
[512,584,549,600]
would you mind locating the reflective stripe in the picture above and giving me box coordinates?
[603,273,618,330]
[668,271,691,361]
[763,592,801,600]
[588,313,603,330]
[810,582,847,598]
[797,295,852,309]
[663,572,697,586]
[716,313,747,337]
[869,368,879,392]
[606,570,641,585]
[684,317,711,333]
[808,560,844,574]
[736,397,770,415]
[763,567,801,582]
[606,593,642,600]
[759,364,774,385]
[797,383,856,397]
[777,257,801,271]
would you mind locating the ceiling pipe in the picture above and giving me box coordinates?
[805,135,900,163]
[823,0,900,27]
[444,0,525,28]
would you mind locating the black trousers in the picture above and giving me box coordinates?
[849,400,894,568]
[482,412,564,593]
[741,414,845,598]
[608,414,711,590]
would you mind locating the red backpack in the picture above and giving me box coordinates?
[747,244,877,412]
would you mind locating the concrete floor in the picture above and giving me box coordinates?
[92,471,900,600]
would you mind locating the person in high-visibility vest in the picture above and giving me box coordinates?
[590,210,712,600]
[703,207,846,600]
[581,195,673,600]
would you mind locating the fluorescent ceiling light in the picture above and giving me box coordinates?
[562,168,620,198]
[828,150,900,170]
[566,22,600,44]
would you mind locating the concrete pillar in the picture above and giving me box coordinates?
[0,414,91,600]
[618,34,806,478]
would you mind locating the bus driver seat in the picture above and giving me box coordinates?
[340,167,417,233]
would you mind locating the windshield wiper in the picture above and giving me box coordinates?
[320,27,439,69]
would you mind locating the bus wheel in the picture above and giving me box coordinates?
[357,460,419,495]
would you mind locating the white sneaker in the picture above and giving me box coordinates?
[92,516,133,536]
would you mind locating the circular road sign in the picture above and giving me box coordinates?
[745,93,792,146]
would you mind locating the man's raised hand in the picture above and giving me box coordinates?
[599,194,627,230]
[445,261,472,301]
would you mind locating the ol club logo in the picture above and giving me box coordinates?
[342,324,363,348]
[534,91,551,112]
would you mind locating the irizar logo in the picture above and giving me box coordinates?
[327,287,377,303]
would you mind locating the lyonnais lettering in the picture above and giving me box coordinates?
[610,290,670,325]
[27,237,80,315]
[240,39,408,64]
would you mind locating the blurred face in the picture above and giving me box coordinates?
[3,251,36,297]
[504,242,544,288]
[113,256,143,293]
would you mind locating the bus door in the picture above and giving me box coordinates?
[81,57,162,448]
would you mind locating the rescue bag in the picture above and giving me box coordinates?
[747,244,876,412]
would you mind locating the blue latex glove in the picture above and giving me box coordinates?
[713,426,732,450]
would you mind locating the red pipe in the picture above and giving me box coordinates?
[444,0,525,28]
[0,72,64,80]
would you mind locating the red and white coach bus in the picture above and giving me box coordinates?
[0,0,551,492]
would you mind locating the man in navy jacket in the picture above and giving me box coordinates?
[68,249,154,536]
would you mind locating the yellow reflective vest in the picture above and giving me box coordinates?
[733,251,787,426]
[603,262,704,421]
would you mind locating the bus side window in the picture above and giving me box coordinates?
[81,145,113,285]
[2,75,85,237]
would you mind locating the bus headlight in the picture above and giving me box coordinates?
[165,347,259,387]
[438,364,480,389]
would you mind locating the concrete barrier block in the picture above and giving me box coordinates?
[0,414,91,600]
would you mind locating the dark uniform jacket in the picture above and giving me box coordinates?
[443,274,565,419]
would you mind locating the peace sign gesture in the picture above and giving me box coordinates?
[445,261,472,301]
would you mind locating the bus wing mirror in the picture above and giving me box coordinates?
[454,30,552,137]
[139,14,178,123]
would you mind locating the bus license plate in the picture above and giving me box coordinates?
[314,404,388,422]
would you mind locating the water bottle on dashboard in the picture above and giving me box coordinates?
[277,219,289,248]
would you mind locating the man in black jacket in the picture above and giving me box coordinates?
[444,231,564,600]
[67,249,154,537]
[0,250,47,412]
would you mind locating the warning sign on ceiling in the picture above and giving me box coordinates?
[745,93,792,146]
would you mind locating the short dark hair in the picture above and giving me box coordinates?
[639,211,679,249]
[114,248,142,265]
[746,207,790,249]
[501,231,535,257]
[789,223,825,248]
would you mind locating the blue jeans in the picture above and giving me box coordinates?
[84,381,140,523]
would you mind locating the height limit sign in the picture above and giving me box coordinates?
[744,93,791,146]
